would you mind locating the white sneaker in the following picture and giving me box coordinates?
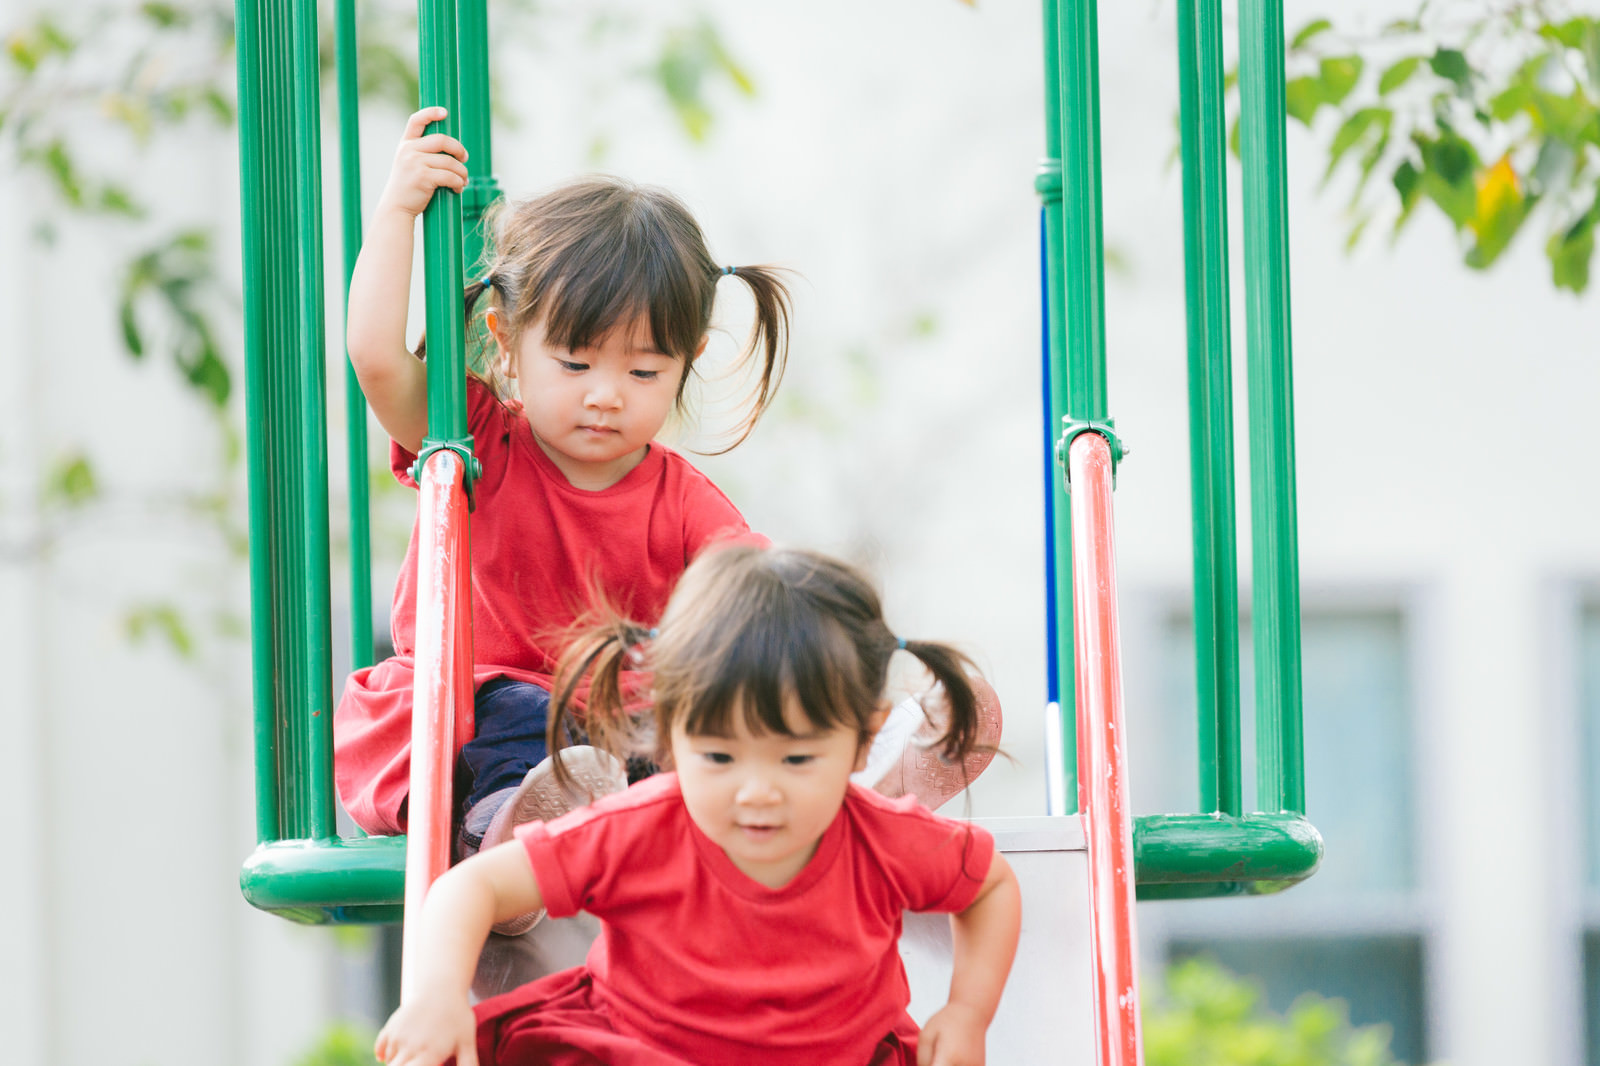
[853,677,1002,811]
[480,745,628,935]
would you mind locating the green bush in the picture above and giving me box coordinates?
[291,1023,379,1066]
[1144,958,1403,1066]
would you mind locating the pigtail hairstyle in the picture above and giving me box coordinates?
[894,640,987,768]
[709,263,791,454]
[547,615,656,791]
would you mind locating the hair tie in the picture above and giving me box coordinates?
[479,275,493,288]
[648,628,659,640]
[895,637,908,651]
[722,265,736,276]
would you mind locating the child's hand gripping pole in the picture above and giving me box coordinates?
[377,844,548,1066]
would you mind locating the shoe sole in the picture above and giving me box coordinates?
[860,676,1002,811]
[482,746,627,936]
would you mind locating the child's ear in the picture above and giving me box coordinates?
[694,334,710,358]
[486,308,515,378]
[854,700,894,773]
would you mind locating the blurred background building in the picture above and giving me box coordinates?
[1,1,1594,1064]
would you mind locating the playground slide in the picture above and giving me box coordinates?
[401,432,1141,1065]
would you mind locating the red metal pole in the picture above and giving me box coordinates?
[1068,432,1145,1066]
[401,449,473,994]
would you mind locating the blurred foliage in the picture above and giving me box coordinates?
[290,1023,380,1066]
[1,1,758,418]
[1,0,756,655]
[1144,957,1404,1066]
[1235,2,1600,293]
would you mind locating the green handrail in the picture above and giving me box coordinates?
[1176,0,1243,818]
[336,0,374,673]
[459,0,501,282]
[1035,0,1076,809]
[1036,0,1320,895]
[417,0,471,455]
[1239,0,1307,816]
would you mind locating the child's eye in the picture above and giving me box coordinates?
[558,359,588,372]
[631,369,660,381]
[783,754,816,767]
[702,752,733,765]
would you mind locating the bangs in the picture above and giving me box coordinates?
[675,600,866,741]
[528,189,710,361]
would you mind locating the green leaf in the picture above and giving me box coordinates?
[1318,56,1364,106]
[124,603,196,659]
[120,300,145,358]
[1548,221,1594,293]
[1429,47,1472,91]
[140,2,188,28]
[1377,56,1421,95]
[1540,17,1590,51]
[1285,76,1325,125]
[1323,107,1389,184]
[1548,202,1597,293]
[1290,19,1334,51]
[43,453,99,508]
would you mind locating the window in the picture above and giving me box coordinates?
[1137,607,1427,1064]
[1577,606,1600,1064]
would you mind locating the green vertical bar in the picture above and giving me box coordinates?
[1056,0,1109,423]
[1239,0,1306,815]
[291,0,337,840]
[265,0,305,841]
[1038,0,1077,810]
[235,0,281,845]
[458,0,501,281]
[336,0,373,672]
[1176,0,1243,817]
[418,0,470,447]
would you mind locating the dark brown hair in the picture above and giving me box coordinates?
[428,176,791,453]
[548,544,990,786]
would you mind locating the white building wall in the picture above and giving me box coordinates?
[0,0,1588,1063]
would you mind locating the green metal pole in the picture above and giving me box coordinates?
[1175,0,1243,817]
[336,0,374,673]
[1056,0,1110,424]
[235,0,281,845]
[291,0,337,840]
[1054,0,1111,811]
[458,0,501,281]
[418,0,470,450]
[1239,0,1306,815]
[1038,0,1077,810]
[265,0,307,840]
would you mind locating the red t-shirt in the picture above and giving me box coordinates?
[492,775,995,1065]
[333,380,758,834]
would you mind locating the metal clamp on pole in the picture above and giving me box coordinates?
[411,437,483,510]
[1056,417,1127,491]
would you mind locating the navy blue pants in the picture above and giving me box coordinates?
[457,678,553,818]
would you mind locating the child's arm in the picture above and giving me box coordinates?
[917,852,1021,1066]
[346,106,468,456]
[373,841,544,1066]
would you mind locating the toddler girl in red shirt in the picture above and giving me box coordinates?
[334,109,792,895]
[375,543,1022,1066]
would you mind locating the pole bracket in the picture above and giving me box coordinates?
[410,437,483,511]
[1056,417,1128,491]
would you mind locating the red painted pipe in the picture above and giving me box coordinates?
[401,450,474,994]
[1068,432,1145,1066]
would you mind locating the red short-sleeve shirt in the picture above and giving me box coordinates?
[499,775,996,1065]
[333,380,761,834]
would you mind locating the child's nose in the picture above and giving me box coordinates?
[735,773,780,806]
[583,373,624,409]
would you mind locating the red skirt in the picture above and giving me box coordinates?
[465,967,917,1066]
